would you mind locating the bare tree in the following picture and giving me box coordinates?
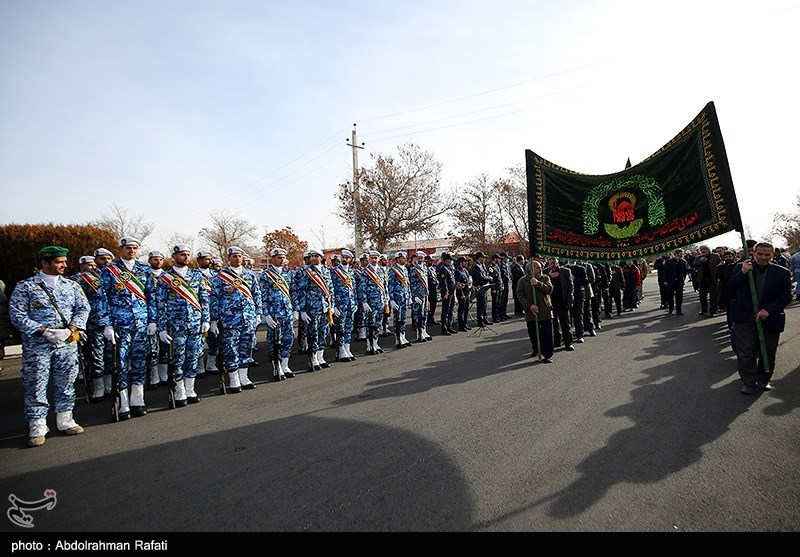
[771,190,800,251]
[93,203,154,242]
[449,174,504,255]
[336,142,454,253]
[198,209,258,260]
[492,164,530,255]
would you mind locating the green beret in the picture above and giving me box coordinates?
[38,245,69,259]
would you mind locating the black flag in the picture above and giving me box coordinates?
[526,102,742,261]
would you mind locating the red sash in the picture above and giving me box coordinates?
[107,264,147,302]
[333,268,355,293]
[160,272,202,312]
[305,267,331,302]
[217,269,253,300]
[79,270,100,293]
[264,268,291,300]
[412,266,429,294]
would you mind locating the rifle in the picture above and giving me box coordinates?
[111,341,121,422]
[272,320,282,377]
[307,314,317,370]
[366,305,375,355]
[166,335,177,409]
[216,330,226,395]
[76,338,90,404]
[331,312,341,361]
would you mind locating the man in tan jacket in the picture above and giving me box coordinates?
[516,259,554,363]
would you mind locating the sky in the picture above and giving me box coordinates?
[1,0,799,257]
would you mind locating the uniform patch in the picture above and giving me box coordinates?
[33,301,44,309]
[115,283,125,291]
[225,286,234,294]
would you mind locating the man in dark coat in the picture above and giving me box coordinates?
[546,258,574,351]
[664,249,690,315]
[728,242,792,394]
[516,260,554,363]
[692,244,721,316]
[510,255,526,316]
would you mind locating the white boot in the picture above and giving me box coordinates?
[227,371,242,392]
[117,388,131,418]
[173,378,188,406]
[148,366,160,388]
[28,418,48,447]
[400,332,410,347]
[104,374,113,394]
[280,357,294,378]
[422,326,432,341]
[205,356,218,372]
[310,350,320,370]
[317,349,329,368]
[238,367,255,390]
[272,361,284,380]
[157,363,168,383]
[345,343,355,360]
[374,337,382,353]
[184,377,200,403]
[130,384,147,416]
[338,344,348,362]
[358,327,366,340]
[91,378,105,402]
[56,411,84,435]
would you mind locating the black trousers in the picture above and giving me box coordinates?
[440,294,454,331]
[699,282,719,313]
[610,288,622,315]
[571,294,585,339]
[500,282,510,318]
[457,295,470,328]
[427,290,438,324]
[551,302,573,348]
[512,280,524,315]
[475,291,489,325]
[734,318,780,387]
[526,318,554,359]
[666,284,684,313]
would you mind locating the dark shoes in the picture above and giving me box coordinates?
[575,337,585,343]
[187,396,201,404]
[541,357,553,363]
[564,345,575,352]
[758,382,773,391]
[131,406,147,417]
[740,385,756,395]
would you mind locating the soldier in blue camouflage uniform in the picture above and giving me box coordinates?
[97,237,157,420]
[9,246,91,447]
[70,255,109,403]
[388,251,413,348]
[378,254,391,336]
[209,246,262,393]
[292,253,310,355]
[152,245,211,406]
[358,250,389,355]
[92,248,115,397]
[146,250,169,391]
[331,249,358,362]
[409,251,433,342]
[355,253,369,340]
[295,248,335,371]
[259,248,296,381]
[195,249,218,377]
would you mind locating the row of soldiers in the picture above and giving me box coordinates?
[8,237,524,447]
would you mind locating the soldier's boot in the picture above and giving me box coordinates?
[338,344,349,362]
[130,384,147,417]
[309,350,320,371]
[157,363,169,386]
[27,418,48,448]
[358,327,367,340]
[317,349,330,368]
[299,336,309,355]
[422,326,433,342]
[117,388,131,421]
[185,377,201,404]
[147,366,160,391]
[280,357,295,378]
[345,343,356,361]
[205,355,218,372]
[227,370,242,394]
[400,332,412,348]
[381,324,390,337]
[173,379,188,407]
[395,332,403,349]
[366,337,374,355]
[374,337,383,354]
[56,411,84,436]
[91,377,105,403]
[103,374,113,396]
[238,367,256,390]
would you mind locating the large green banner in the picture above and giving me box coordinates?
[526,102,742,261]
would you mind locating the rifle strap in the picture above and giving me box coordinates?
[37,278,80,342]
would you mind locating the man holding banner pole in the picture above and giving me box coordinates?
[516,259,553,363]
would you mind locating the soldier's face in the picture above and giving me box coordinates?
[396,256,406,265]
[309,254,322,266]
[229,253,244,267]
[173,252,191,266]
[121,245,138,260]
[149,257,163,270]
[342,256,351,266]
[197,256,212,269]
[42,256,68,276]
[95,255,112,267]
[369,255,379,266]
[80,262,96,271]
[272,254,287,267]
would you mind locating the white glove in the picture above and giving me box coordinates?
[42,328,70,344]
[158,330,172,344]
[301,311,311,324]
[414,297,423,305]
[103,325,117,344]
[78,330,87,342]
[390,301,400,311]
[362,302,372,314]
[146,322,157,336]
[265,315,277,329]
[201,322,210,334]
[209,321,219,335]
[333,307,342,318]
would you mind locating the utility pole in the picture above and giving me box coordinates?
[346,124,365,259]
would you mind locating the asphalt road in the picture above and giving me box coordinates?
[1,278,799,533]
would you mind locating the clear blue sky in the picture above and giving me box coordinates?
[2,0,798,255]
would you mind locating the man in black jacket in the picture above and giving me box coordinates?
[547,258,575,351]
[471,252,491,326]
[510,255,526,316]
[425,255,439,326]
[564,260,588,342]
[728,242,792,394]
[664,249,690,315]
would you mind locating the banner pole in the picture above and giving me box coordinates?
[529,258,542,359]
